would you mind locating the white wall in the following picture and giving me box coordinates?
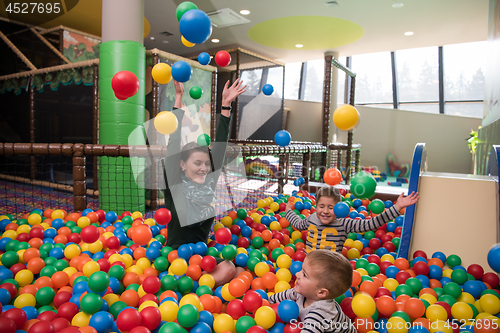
[285,100,483,174]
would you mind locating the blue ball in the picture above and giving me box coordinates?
[432,251,447,263]
[294,201,304,211]
[463,280,482,299]
[303,202,312,210]
[171,61,193,82]
[394,216,404,226]
[384,266,400,279]
[277,299,299,322]
[348,211,359,219]
[235,253,249,267]
[487,243,500,273]
[290,261,302,275]
[177,244,194,260]
[0,219,11,232]
[22,306,39,320]
[269,322,286,333]
[190,322,212,333]
[82,208,93,216]
[49,247,64,259]
[241,226,252,238]
[384,200,393,208]
[260,215,272,226]
[409,324,429,333]
[254,289,268,300]
[146,247,162,261]
[198,310,214,327]
[105,211,118,223]
[333,202,350,218]
[44,228,57,239]
[428,265,443,280]
[192,242,207,256]
[386,222,397,232]
[274,130,292,147]
[262,84,274,96]
[51,218,65,230]
[353,199,363,208]
[198,52,211,66]
[297,177,305,185]
[179,9,212,44]
[0,288,11,305]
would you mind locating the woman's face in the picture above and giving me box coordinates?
[181,151,211,184]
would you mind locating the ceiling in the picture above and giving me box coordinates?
[1,0,489,64]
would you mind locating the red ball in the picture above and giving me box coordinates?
[395,271,411,284]
[16,233,30,242]
[11,264,26,278]
[375,287,392,298]
[97,258,111,272]
[154,208,172,225]
[57,302,79,321]
[130,327,152,333]
[379,261,393,274]
[242,290,263,313]
[339,188,347,196]
[214,51,231,67]
[122,211,132,218]
[105,249,119,259]
[3,308,27,329]
[340,297,357,320]
[248,326,267,333]
[37,310,58,322]
[230,225,241,235]
[413,250,428,260]
[117,308,142,332]
[80,225,100,243]
[482,272,499,288]
[279,203,287,211]
[29,227,44,239]
[53,291,72,308]
[51,318,70,332]
[59,327,80,333]
[292,251,306,262]
[367,254,381,265]
[1,282,18,300]
[200,255,217,272]
[143,276,161,294]
[96,210,106,222]
[111,71,140,100]
[139,307,161,331]
[236,237,250,248]
[215,228,232,245]
[67,233,81,244]
[369,238,382,250]
[244,217,253,226]
[0,317,16,333]
[106,236,121,250]
[467,264,484,280]
[28,321,55,333]
[226,299,246,320]
[270,303,284,323]
[255,224,267,233]
[375,230,386,239]
[412,261,429,276]
[382,241,396,252]
[435,301,452,320]
[139,294,159,306]
[380,234,393,243]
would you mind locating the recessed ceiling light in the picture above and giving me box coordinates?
[240,9,250,15]
[295,44,303,48]
[150,36,155,40]
[211,38,220,43]
[404,31,414,36]
[392,3,404,8]
[162,40,169,44]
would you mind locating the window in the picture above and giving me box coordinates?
[336,56,347,105]
[351,52,392,105]
[396,46,439,113]
[240,69,262,96]
[443,41,487,117]
[303,59,325,102]
[265,66,284,98]
[284,62,301,100]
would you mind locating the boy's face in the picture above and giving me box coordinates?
[294,257,324,300]
[316,196,337,225]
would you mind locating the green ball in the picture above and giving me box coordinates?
[70,226,81,234]
[481,289,500,298]
[159,322,188,333]
[80,293,103,314]
[36,286,56,306]
[443,281,462,299]
[433,287,444,299]
[161,246,173,258]
[196,134,211,147]
[73,276,89,285]
[1,251,19,267]
[446,254,462,268]
[44,257,57,267]
[222,245,237,260]
[189,86,203,100]
[368,199,385,214]
[285,244,296,251]
[335,293,346,304]
[5,240,19,252]
[348,233,358,241]
[3,279,18,288]
[155,235,166,244]
[251,237,264,249]
[420,298,431,311]
[108,265,125,280]
[176,1,198,21]
[271,248,285,261]
[16,242,30,251]
[127,284,140,292]
[122,216,134,225]
[246,257,260,272]
[40,243,54,253]
[206,247,219,258]
[161,275,178,291]
[177,304,199,328]
[196,285,213,297]
[155,257,170,272]
[54,259,69,271]
[350,171,377,199]
[468,302,479,318]
[451,269,468,285]
[355,258,369,269]
[38,306,56,313]
[365,263,380,276]
[237,209,247,219]
[236,316,257,333]
[177,276,194,294]
[364,231,375,240]
[395,284,413,297]
[438,294,457,307]
[259,246,269,257]
[392,237,400,249]
[39,250,49,259]
[65,221,76,228]
[109,300,127,319]
[360,275,374,283]
[392,310,411,322]
[40,266,57,278]
[405,277,423,294]
[88,271,110,293]
[249,250,263,260]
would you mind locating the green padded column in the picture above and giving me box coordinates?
[99,40,145,213]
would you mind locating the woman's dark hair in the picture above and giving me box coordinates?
[180,142,214,171]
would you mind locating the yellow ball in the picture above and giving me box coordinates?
[152,63,172,84]
[457,292,475,304]
[51,210,65,219]
[159,300,179,322]
[381,254,395,263]
[103,293,120,306]
[181,35,195,47]
[14,293,36,308]
[72,312,91,327]
[276,268,292,282]
[276,254,292,269]
[199,274,215,289]
[429,320,453,333]
[77,216,91,228]
[136,257,150,270]
[154,111,178,135]
[17,225,31,234]
[109,254,123,264]
[269,221,282,231]
[15,269,34,287]
[254,306,276,329]
[80,243,89,252]
[213,223,224,232]
[221,283,235,301]
[274,280,291,293]
[479,294,500,315]
[171,258,188,276]
[254,262,270,277]
[138,285,147,298]
[127,265,144,276]
[426,304,448,321]
[352,293,376,318]
[442,269,453,279]
[88,240,103,253]
[420,293,437,305]
[236,248,248,255]
[139,300,159,312]
[214,313,235,333]
[474,299,483,313]
[270,202,279,212]
[387,316,409,333]
[257,200,266,209]
[144,218,156,227]
[27,214,41,225]
[332,104,360,131]
[63,267,78,278]
[132,211,143,220]
[221,216,233,228]
[180,294,203,311]
[17,250,26,264]
[344,239,354,248]
[383,278,399,292]
[265,209,274,215]
[82,260,100,277]
[291,231,302,241]
[352,240,364,252]
[451,301,474,322]
[3,230,17,239]
[347,248,360,260]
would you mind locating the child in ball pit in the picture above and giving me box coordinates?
[269,250,357,333]
[285,186,419,254]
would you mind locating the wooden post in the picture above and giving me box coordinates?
[92,64,99,195]
[150,52,160,211]
[211,71,216,140]
[73,144,86,212]
[320,56,333,183]
[29,76,35,180]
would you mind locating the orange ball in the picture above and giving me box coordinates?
[132,225,152,245]
[86,212,99,223]
[404,298,425,319]
[261,272,278,289]
[27,257,45,274]
[167,250,178,263]
[23,248,41,263]
[199,294,215,312]
[261,230,273,242]
[34,276,53,289]
[58,226,71,237]
[143,267,158,277]
[123,273,140,287]
[228,211,237,220]
[428,258,444,268]
[213,295,223,313]
[251,277,264,290]
[52,271,70,289]
[120,289,140,307]
[79,326,98,333]
[359,281,377,297]
[268,239,280,250]
[133,247,147,260]
[189,255,202,266]
[376,295,396,317]
[354,317,374,333]
[159,290,178,302]
[186,265,202,280]
[352,270,361,288]
[228,278,247,297]
[394,258,409,270]
[28,238,43,249]
[54,235,68,244]
[70,272,84,286]
[19,284,38,296]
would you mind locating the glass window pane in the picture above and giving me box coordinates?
[399,103,439,114]
[303,59,325,102]
[240,69,262,96]
[284,62,301,100]
[444,102,483,118]
[396,47,439,103]
[361,104,394,109]
[351,52,392,104]
[443,41,487,102]
[265,67,284,98]
[336,56,347,105]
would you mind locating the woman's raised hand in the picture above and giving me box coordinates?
[221,79,247,107]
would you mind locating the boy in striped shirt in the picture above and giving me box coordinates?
[286,186,419,253]
[269,250,357,333]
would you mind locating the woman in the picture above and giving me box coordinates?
[163,79,246,287]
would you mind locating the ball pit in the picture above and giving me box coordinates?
[0,189,499,333]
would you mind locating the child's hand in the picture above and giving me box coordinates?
[395,191,419,210]
[221,79,247,107]
[285,202,292,212]
[174,80,184,96]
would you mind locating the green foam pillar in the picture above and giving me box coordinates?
[99,40,145,213]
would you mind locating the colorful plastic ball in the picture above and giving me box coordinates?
[159,300,179,322]
[15,269,34,287]
[88,311,114,333]
[179,9,212,44]
[487,243,500,273]
[213,313,234,333]
[176,1,198,21]
[81,225,100,243]
[112,70,140,100]
[1,251,19,267]
[190,322,212,333]
[323,168,342,185]
[254,306,276,329]
[0,317,16,332]
[222,245,237,261]
[277,300,299,323]
[117,308,142,332]
[152,63,172,85]
[3,307,27,330]
[369,199,385,214]
[198,52,211,66]
[196,134,211,147]
[171,61,193,83]
[262,84,274,96]
[446,254,461,268]
[334,202,350,218]
[214,50,231,67]
[140,306,162,331]
[80,293,103,314]
[132,225,152,246]
[479,294,500,315]
[215,228,232,244]
[88,271,110,293]
[350,172,377,199]
[352,293,376,318]
[154,208,172,225]
[333,104,360,131]
[243,290,263,313]
[154,111,179,135]
[274,130,292,147]
[189,86,203,99]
